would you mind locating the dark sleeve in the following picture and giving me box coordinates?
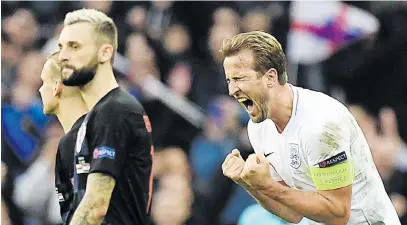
[88,110,146,179]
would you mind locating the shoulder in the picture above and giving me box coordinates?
[93,88,146,121]
[294,88,358,154]
[296,87,352,135]
[296,87,348,118]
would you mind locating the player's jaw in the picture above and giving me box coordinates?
[40,95,58,115]
[237,96,267,123]
[61,59,98,87]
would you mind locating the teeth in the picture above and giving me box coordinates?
[238,98,248,102]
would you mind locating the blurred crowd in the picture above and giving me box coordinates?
[1,1,407,225]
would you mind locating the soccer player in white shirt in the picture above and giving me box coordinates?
[220,31,401,225]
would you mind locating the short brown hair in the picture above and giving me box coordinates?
[220,31,287,84]
[64,8,118,64]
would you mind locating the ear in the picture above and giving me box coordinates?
[265,68,278,87]
[53,80,63,97]
[98,44,114,64]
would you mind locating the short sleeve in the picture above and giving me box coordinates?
[305,120,354,191]
[88,109,146,179]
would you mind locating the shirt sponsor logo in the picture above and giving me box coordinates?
[93,146,115,160]
[318,151,347,168]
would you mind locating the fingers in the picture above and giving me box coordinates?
[245,153,266,166]
[241,153,270,186]
[243,154,261,176]
[379,108,399,138]
[256,152,266,162]
[232,148,240,156]
[245,153,258,165]
[221,153,234,171]
[222,149,246,179]
[222,149,242,171]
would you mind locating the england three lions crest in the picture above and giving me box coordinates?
[289,143,301,169]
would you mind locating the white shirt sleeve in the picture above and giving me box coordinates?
[304,117,355,191]
[304,119,352,167]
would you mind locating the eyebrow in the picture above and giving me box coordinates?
[228,74,246,79]
[58,41,81,48]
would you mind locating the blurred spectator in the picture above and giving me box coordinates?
[164,23,191,60]
[212,7,241,28]
[17,51,45,91]
[126,6,147,32]
[41,23,63,57]
[242,7,272,33]
[1,34,23,97]
[152,148,192,225]
[2,120,63,225]
[126,32,160,83]
[349,105,407,223]
[125,31,200,152]
[208,25,239,65]
[238,204,309,225]
[182,24,239,111]
[82,0,112,14]
[189,96,255,225]
[325,3,407,142]
[164,23,195,98]
[2,8,39,50]
[146,1,175,40]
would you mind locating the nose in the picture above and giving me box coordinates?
[39,85,44,93]
[58,47,69,63]
[228,81,240,97]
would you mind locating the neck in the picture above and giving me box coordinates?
[55,96,88,133]
[80,64,119,110]
[269,84,294,133]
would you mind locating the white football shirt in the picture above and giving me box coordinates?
[247,85,400,225]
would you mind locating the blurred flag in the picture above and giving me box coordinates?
[286,1,379,64]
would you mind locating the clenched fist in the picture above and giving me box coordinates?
[241,152,272,188]
[222,149,246,186]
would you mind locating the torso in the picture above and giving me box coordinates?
[248,85,400,225]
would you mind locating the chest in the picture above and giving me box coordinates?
[260,131,316,191]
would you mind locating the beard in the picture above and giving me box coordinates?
[251,91,269,123]
[62,56,99,87]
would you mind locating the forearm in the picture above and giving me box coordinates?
[241,182,303,223]
[257,180,349,224]
[70,173,115,225]
[69,199,106,225]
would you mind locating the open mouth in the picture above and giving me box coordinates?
[241,99,254,112]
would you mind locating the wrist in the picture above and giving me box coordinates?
[235,179,249,188]
[251,178,278,193]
